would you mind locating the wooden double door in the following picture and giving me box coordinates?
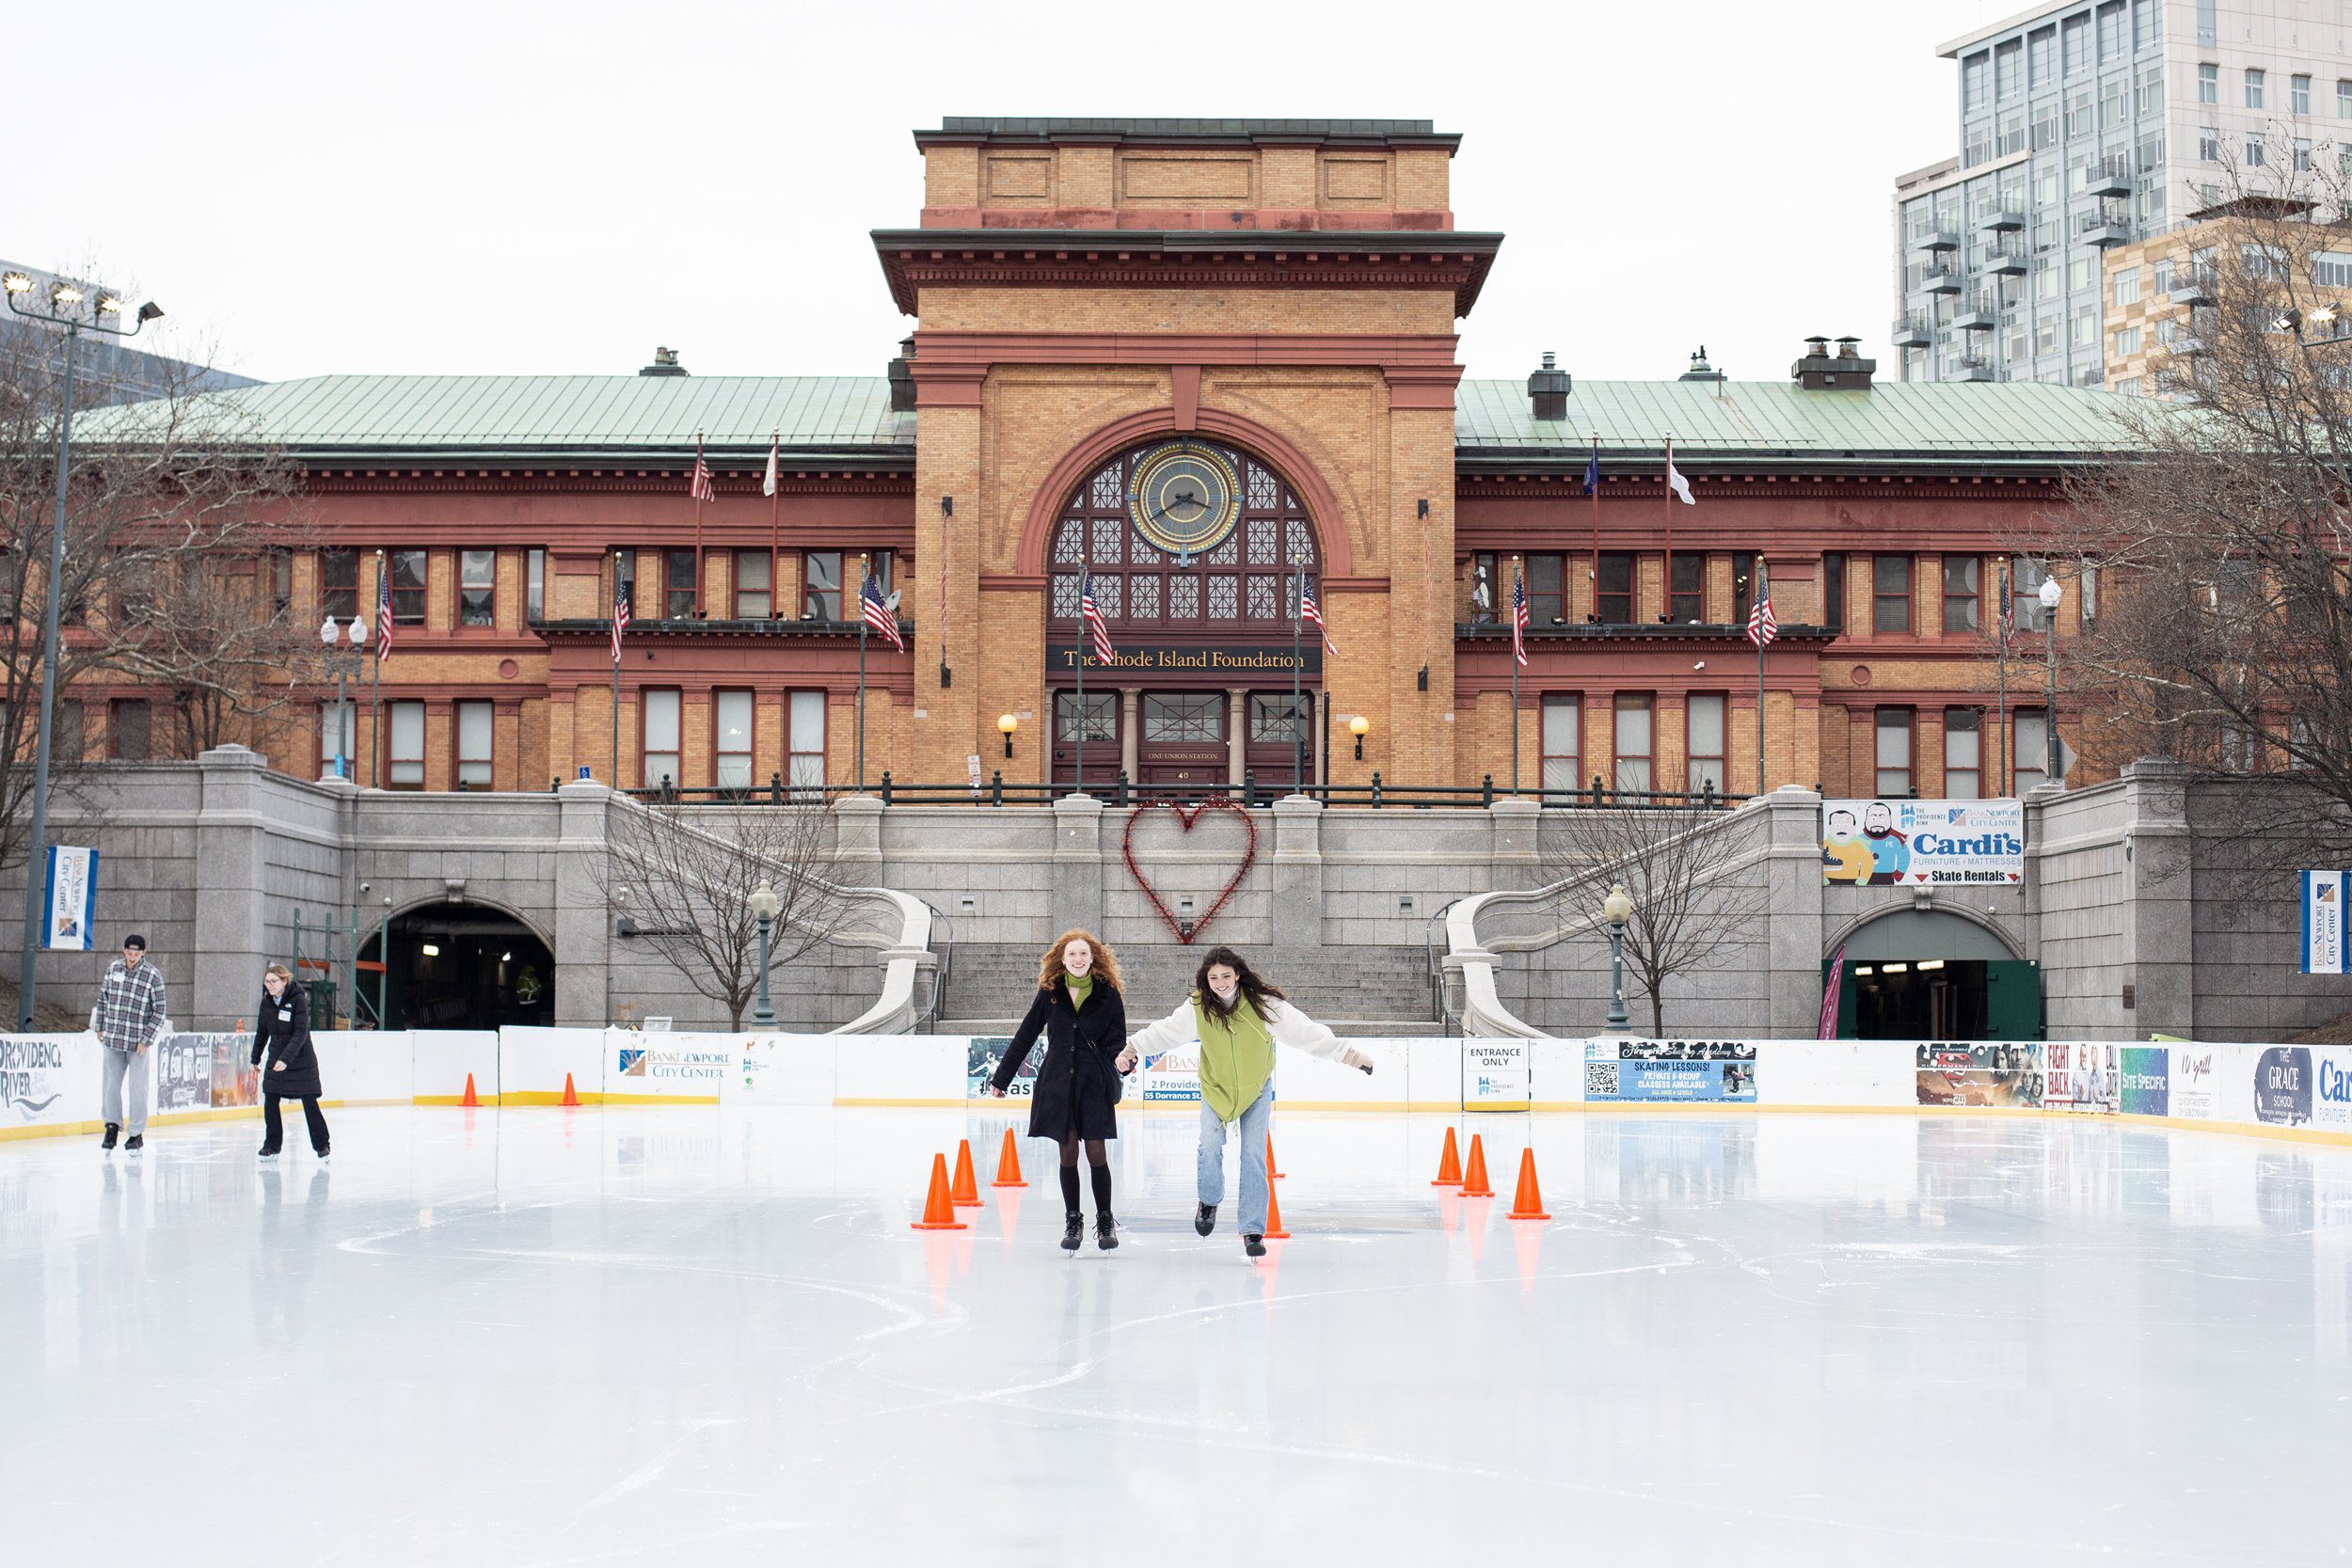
[1051,689,1316,793]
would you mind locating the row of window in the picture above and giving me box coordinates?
[1534,696,2052,800]
[313,547,898,629]
[0,699,153,762]
[1959,2,2159,117]
[2197,64,2349,119]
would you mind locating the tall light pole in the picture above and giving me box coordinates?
[2038,574,2064,788]
[748,879,780,1029]
[4,271,163,1028]
[1603,882,1633,1031]
[318,612,369,779]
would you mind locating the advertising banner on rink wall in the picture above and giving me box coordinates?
[1821,800,2026,888]
[2119,1046,2169,1117]
[1585,1038,1757,1103]
[2045,1041,2121,1115]
[1462,1037,1531,1109]
[2314,1047,2352,1131]
[2255,1046,2314,1127]
[1915,1042,2043,1108]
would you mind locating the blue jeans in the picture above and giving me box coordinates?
[1198,1085,1271,1237]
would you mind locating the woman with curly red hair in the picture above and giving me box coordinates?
[984,928,1131,1252]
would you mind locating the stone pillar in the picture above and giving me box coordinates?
[1227,688,1249,785]
[191,746,284,1030]
[1486,797,1542,892]
[1120,687,1141,785]
[2121,764,2195,1037]
[834,795,885,884]
[1762,784,1830,1038]
[553,780,615,1026]
[1052,792,1106,930]
[1269,794,1324,941]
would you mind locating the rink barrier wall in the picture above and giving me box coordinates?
[4,1031,2350,1148]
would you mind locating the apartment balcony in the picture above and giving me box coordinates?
[1977,209,2026,233]
[1952,298,2001,332]
[1913,228,1963,254]
[1954,356,1999,382]
[1986,249,2029,276]
[1890,314,1934,349]
[2169,270,2216,307]
[1920,266,1966,295]
[2079,216,2133,248]
[2083,159,2133,198]
[2169,333,2208,358]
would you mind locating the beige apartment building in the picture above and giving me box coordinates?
[2100,195,2352,388]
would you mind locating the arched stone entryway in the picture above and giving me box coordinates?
[1825,907,2040,1040]
[358,901,555,1030]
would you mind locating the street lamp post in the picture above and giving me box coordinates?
[4,271,163,1028]
[748,879,781,1029]
[2038,574,2064,789]
[1603,882,1633,1031]
[319,613,369,779]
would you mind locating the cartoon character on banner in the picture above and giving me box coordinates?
[1821,807,1872,884]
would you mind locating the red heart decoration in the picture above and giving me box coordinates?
[1120,798,1259,946]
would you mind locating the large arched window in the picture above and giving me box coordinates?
[1048,438,1319,632]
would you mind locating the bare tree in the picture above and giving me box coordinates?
[1,301,308,868]
[1539,800,1765,1037]
[595,799,848,1028]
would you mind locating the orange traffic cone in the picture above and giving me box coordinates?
[460,1072,480,1108]
[991,1128,1027,1188]
[910,1153,968,1230]
[1263,1178,1291,1240]
[1430,1126,1463,1186]
[560,1072,580,1108]
[1459,1132,1494,1197]
[1266,1132,1285,1180]
[949,1138,984,1208]
[1506,1148,1551,1220]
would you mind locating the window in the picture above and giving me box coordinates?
[1873,554,1913,634]
[1248,693,1307,744]
[787,690,825,797]
[1613,695,1653,794]
[2295,73,2312,115]
[269,549,292,616]
[2100,76,2125,129]
[1942,556,1980,634]
[733,550,771,619]
[2197,0,2215,45]
[114,557,158,625]
[642,689,681,787]
[2247,69,2265,110]
[2296,137,2313,172]
[1963,52,1989,115]
[2066,88,2093,139]
[2012,556,2051,630]
[2113,325,2142,356]
[1668,555,1703,624]
[2096,0,2122,61]
[108,699,151,762]
[2134,0,2158,48]
[2153,257,2175,293]
[2198,62,2217,104]
[714,689,754,792]
[2079,562,2099,625]
[2062,12,2088,74]
[2028,25,2055,86]
[455,701,492,789]
[664,548,698,620]
[1995,40,2020,102]
[2138,63,2163,116]
[526,548,545,622]
[803,551,842,620]
[2200,124,2219,162]
[389,701,424,788]
[1822,552,1846,633]
[1686,695,1726,795]
[2317,252,2352,289]
[2341,79,2352,119]
[2113,266,2140,306]
[387,549,426,625]
[56,701,83,764]
[1540,695,1581,793]
[321,548,358,619]
[612,548,637,618]
[2116,375,2143,395]
[1525,554,1566,626]
[1875,708,1915,797]
[459,549,496,627]
[1945,709,1983,799]
[1467,552,1498,625]
[319,700,356,778]
[2068,254,2093,292]
[1597,552,1634,624]
[2015,708,2050,791]
[2074,308,2099,347]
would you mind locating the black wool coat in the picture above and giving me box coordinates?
[252,984,323,1100]
[993,977,1126,1142]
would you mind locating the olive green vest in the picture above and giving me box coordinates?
[1192,991,1274,1124]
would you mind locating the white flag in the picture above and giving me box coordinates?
[761,434,779,498]
[1665,460,1694,505]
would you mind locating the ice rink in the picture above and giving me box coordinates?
[5,1104,2349,1566]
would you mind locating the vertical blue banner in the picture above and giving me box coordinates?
[2304,870,2349,975]
[40,846,98,951]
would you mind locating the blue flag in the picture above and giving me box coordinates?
[1581,448,1600,494]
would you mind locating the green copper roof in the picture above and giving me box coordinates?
[1454,377,2143,461]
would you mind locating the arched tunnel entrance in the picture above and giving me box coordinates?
[359,902,554,1031]
[1826,909,2041,1040]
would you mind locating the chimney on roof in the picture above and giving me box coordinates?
[1791,334,1874,390]
[1527,350,1570,420]
[639,346,688,377]
[887,336,916,412]
[1678,345,1725,384]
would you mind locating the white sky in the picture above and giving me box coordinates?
[6,0,2029,387]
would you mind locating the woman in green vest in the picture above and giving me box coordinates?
[1120,945,1373,1258]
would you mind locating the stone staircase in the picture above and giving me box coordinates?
[936,942,1439,1037]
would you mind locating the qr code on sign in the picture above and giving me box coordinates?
[1585,1063,1619,1097]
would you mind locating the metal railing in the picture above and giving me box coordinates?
[622,771,1763,812]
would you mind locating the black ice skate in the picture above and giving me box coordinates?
[1096,1214,1120,1251]
[124,1134,143,1153]
[1243,1233,1266,1259]
[1195,1203,1217,1236]
[101,1124,119,1151]
[1061,1212,1084,1252]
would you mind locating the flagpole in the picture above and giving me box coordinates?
[1661,435,1675,624]
[855,552,868,792]
[1074,539,1089,800]
[1292,558,1305,794]
[1756,571,1768,796]
[1589,436,1601,623]
[611,639,621,786]
[691,431,707,619]
[1510,554,1521,796]
[371,549,384,791]
[767,429,780,622]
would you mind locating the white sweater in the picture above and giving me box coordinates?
[1127,994,1368,1069]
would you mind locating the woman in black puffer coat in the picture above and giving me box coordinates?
[254,962,330,1161]
[983,928,1131,1253]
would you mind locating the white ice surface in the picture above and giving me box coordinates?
[4,1105,2349,1566]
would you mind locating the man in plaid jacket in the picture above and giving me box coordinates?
[89,933,167,1152]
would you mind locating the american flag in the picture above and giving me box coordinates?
[610,579,630,663]
[1997,562,2014,646]
[1746,570,1777,648]
[861,570,903,651]
[689,451,715,504]
[1510,561,1530,668]
[1299,572,1338,656]
[375,560,394,660]
[1079,568,1115,665]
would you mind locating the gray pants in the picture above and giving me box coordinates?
[100,1048,149,1135]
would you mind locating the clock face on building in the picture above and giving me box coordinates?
[1127,442,1242,562]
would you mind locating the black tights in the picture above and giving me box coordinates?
[1058,1133,1111,1216]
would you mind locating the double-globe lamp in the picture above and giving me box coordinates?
[1603,883,1634,1032]
[748,879,782,1029]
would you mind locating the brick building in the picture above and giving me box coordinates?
[98,118,2128,802]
